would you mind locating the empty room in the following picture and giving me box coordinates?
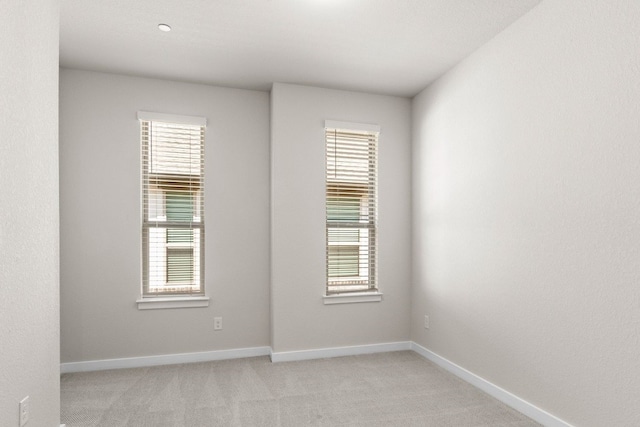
[1,0,639,426]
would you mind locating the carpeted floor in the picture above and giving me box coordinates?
[60,351,540,426]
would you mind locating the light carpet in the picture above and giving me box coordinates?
[60,350,540,426]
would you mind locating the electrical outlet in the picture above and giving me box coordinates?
[19,396,29,426]
[424,315,430,329]
[214,317,223,331]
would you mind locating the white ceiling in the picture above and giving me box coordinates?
[60,0,540,97]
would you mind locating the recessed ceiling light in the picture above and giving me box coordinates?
[158,24,171,32]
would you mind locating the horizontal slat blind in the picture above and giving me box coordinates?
[325,125,378,295]
[141,118,205,296]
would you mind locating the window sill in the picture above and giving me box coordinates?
[323,292,383,305]
[136,296,210,310]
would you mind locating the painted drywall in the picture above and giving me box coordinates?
[411,1,640,425]
[271,83,411,352]
[59,69,270,362]
[0,0,60,425]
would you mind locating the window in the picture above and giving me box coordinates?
[139,112,206,298]
[325,120,379,295]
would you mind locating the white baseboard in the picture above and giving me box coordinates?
[60,341,571,427]
[410,342,572,427]
[270,341,411,363]
[60,346,271,374]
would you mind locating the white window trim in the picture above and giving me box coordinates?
[137,111,207,127]
[324,120,380,134]
[138,111,207,302]
[324,120,380,297]
[323,292,383,305]
[137,296,210,310]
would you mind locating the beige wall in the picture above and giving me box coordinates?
[270,83,412,352]
[59,69,271,362]
[0,0,60,424]
[411,1,640,425]
[59,2,640,422]
[60,76,412,361]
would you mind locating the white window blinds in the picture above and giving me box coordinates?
[140,112,206,297]
[325,121,379,295]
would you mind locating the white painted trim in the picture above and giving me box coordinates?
[324,120,380,134]
[60,346,271,374]
[136,296,210,310]
[137,111,207,126]
[410,342,573,427]
[270,341,411,363]
[58,340,570,427]
[323,292,383,305]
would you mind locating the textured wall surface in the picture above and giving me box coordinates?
[271,83,412,352]
[59,69,271,362]
[411,1,640,425]
[0,0,60,424]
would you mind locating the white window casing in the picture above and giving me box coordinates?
[139,112,206,301]
[325,120,379,296]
